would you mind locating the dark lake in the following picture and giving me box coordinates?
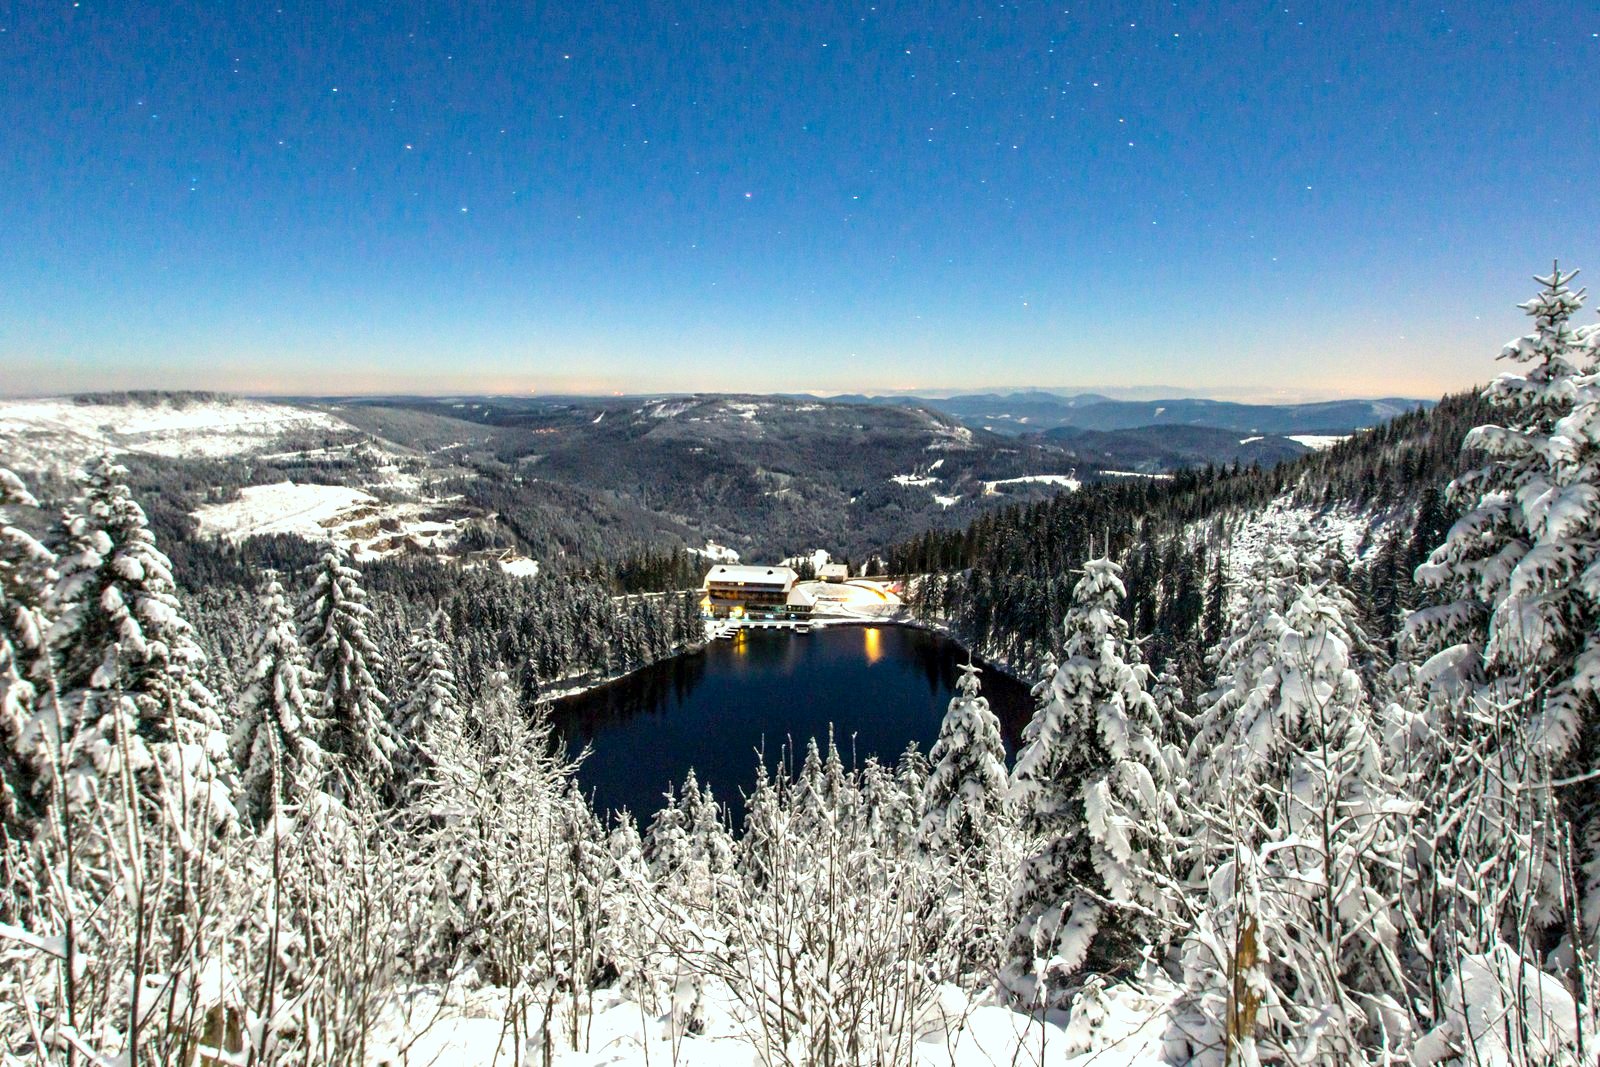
[550,624,1037,827]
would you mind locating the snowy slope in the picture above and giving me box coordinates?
[192,480,467,561]
[0,396,349,473]
[1214,498,1394,586]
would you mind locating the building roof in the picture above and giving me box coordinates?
[704,564,799,586]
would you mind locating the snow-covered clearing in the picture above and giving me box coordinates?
[498,556,541,578]
[1238,435,1264,444]
[1287,433,1348,450]
[1098,470,1174,480]
[982,474,1081,495]
[192,480,465,560]
[927,425,976,450]
[645,399,698,419]
[0,396,349,473]
[693,541,742,563]
[781,547,832,572]
[935,493,962,508]
[895,458,948,487]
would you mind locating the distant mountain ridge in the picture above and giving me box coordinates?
[820,391,1432,436]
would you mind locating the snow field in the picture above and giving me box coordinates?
[1286,433,1348,450]
[191,480,469,561]
[982,474,1081,495]
[0,396,349,473]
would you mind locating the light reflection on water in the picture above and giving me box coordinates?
[549,625,1034,825]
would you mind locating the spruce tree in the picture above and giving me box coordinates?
[1407,264,1594,753]
[1006,556,1172,1003]
[45,457,232,827]
[919,662,1008,858]
[299,548,395,800]
[49,456,225,751]
[919,663,1014,980]
[0,469,55,834]
[1180,580,1405,1062]
[230,576,324,828]
[387,609,464,804]
[1404,264,1600,934]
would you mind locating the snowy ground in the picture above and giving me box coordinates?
[497,556,541,578]
[695,542,742,563]
[1286,433,1348,450]
[0,396,350,473]
[375,978,1176,1066]
[982,474,1081,495]
[797,578,903,617]
[781,547,833,572]
[192,480,467,561]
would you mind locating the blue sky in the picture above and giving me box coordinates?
[1,1,1596,398]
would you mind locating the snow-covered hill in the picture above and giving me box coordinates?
[0,394,349,473]
[191,480,470,561]
[0,394,544,568]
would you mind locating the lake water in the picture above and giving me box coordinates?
[550,624,1037,826]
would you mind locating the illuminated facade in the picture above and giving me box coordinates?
[701,564,808,619]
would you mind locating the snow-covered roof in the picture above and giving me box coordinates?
[704,565,798,588]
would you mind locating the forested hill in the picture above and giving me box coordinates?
[891,388,1490,682]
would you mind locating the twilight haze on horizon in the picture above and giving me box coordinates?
[0,2,1595,400]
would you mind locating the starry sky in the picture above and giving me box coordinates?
[1,2,1596,399]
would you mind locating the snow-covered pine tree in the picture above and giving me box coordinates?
[46,456,232,821]
[644,768,733,894]
[1401,265,1600,983]
[1178,582,1407,1061]
[1189,533,1374,788]
[917,662,1014,980]
[50,457,225,746]
[387,608,464,805]
[298,547,395,802]
[230,575,324,828]
[1408,264,1594,750]
[1005,556,1173,1004]
[795,729,858,835]
[642,779,691,882]
[0,469,55,835]
[919,661,1008,858]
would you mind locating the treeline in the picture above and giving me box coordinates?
[182,551,704,714]
[894,390,1487,683]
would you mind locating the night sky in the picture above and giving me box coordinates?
[1,2,1596,398]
